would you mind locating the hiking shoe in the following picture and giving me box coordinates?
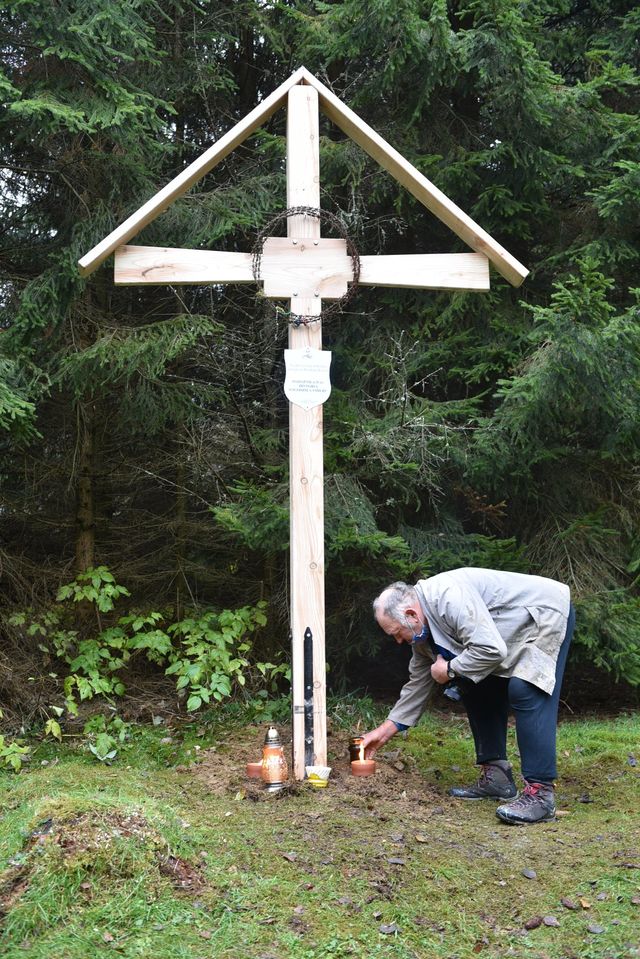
[449,760,518,800]
[496,782,556,825]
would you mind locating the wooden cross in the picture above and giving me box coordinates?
[78,68,527,780]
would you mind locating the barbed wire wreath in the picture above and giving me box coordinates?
[251,206,360,327]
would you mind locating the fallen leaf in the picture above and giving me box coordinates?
[522,868,537,880]
[103,932,115,943]
[630,896,640,905]
[389,833,404,843]
[524,916,542,930]
[199,931,212,940]
[560,898,579,910]
[579,898,591,909]
[282,852,297,862]
[379,923,400,935]
[234,790,246,801]
[415,834,429,844]
[293,905,304,915]
[587,924,605,934]
[543,916,560,927]
[373,911,383,920]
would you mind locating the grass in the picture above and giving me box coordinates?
[0,703,638,959]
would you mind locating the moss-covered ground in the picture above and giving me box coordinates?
[1,706,638,958]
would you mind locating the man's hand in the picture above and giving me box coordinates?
[430,654,449,685]
[361,719,398,758]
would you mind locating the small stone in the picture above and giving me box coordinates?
[627,755,637,767]
[596,892,607,901]
[543,916,560,927]
[387,858,406,866]
[522,868,537,880]
[379,923,400,935]
[587,924,605,934]
[524,916,542,930]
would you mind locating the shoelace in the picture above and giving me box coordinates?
[511,783,547,806]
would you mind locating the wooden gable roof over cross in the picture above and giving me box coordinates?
[79,65,528,289]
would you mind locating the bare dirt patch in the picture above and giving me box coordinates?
[191,725,445,813]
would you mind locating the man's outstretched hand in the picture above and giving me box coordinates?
[361,719,398,758]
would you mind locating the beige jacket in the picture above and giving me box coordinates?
[388,567,571,728]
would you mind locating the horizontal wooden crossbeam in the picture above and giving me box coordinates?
[114,245,489,294]
[114,245,254,285]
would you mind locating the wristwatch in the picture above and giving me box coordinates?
[446,661,457,681]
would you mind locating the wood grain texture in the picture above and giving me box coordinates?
[359,252,490,291]
[287,85,327,779]
[114,246,254,285]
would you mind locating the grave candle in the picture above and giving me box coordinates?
[350,743,376,777]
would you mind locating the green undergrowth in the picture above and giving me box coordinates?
[0,709,638,959]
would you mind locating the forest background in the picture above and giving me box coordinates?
[1,0,640,734]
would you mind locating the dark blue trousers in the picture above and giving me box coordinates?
[460,604,575,784]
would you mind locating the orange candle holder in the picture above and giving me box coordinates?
[350,759,376,777]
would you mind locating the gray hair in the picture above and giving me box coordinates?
[373,582,420,624]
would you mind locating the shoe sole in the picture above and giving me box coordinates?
[449,790,518,800]
[496,809,556,825]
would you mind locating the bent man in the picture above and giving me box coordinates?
[362,567,575,825]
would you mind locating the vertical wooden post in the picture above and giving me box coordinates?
[286,84,327,779]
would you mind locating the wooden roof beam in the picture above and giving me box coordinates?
[78,67,308,277]
[299,68,528,288]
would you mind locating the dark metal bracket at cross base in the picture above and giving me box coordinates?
[303,626,314,769]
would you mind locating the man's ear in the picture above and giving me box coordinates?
[404,606,421,625]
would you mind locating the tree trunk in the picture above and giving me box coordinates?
[74,402,95,574]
